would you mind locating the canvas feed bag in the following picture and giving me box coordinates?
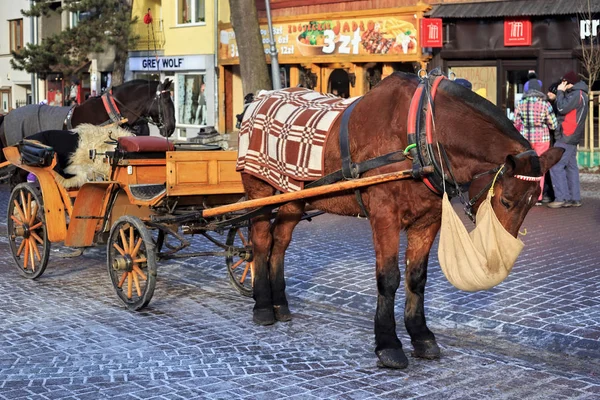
[438,190,524,292]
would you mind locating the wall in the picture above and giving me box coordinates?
[163,0,217,55]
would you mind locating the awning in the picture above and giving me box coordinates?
[428,0,600,19]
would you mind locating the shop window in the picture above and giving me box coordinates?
[328,69,350,98]
[176,73,207,127]
[177,0,205,24]
[9,19,23,53]
[269,66,290,88]
[367,65,382,90]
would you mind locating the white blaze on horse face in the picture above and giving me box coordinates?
[527,195,533,205]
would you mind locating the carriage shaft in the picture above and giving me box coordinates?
[201,167,433,218]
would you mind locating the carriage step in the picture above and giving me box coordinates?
[129,184,166,201]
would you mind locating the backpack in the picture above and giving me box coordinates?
[561,91,584,136]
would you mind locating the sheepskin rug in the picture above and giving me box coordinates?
[55,123,133,188]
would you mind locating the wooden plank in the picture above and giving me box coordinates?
[202,167,432,218]
[166,151,244,196]
[65,182,114,247]
[3,146,67,243]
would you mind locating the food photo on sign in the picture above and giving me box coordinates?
[219,15,418,60]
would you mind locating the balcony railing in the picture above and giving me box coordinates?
[131,19,165,52]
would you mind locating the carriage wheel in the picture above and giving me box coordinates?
[107,216,157,311]
[7,183,51,279]
[225,225,253,297]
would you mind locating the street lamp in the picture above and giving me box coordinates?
[264,0,281,90]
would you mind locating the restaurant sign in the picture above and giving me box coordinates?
[420,18,443,48]
[219,14,419,62]
[504,18,532,46]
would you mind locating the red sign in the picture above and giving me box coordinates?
[421,18,443,47]
[504,18,532,46]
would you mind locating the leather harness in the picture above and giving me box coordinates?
[313,73,454,218]
[100,91,125,126]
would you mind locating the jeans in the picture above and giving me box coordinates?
[549,142,580,202]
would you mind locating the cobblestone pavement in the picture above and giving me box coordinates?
[0,175,599,399]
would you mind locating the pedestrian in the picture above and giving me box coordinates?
[546,71,589,208]
[513,79,557,205]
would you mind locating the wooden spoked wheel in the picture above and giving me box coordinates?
[7,183,50,279]
[107,216,157,310]
[225,225,253,297]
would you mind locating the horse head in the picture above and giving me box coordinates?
[151,78,176,137]
[109,79,176,137]
[467,147,564,237]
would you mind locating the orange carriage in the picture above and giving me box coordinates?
[2,135,419,310]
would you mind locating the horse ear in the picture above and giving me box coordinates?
[504,154,518,175]
[539,147,565,174]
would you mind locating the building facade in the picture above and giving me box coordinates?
[128,0,219,140]
[0,0,35,113]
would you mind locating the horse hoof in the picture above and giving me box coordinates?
[376,348,409,369]
[253,308,276,326]
[273,305,292,322]
[411,340,441,359]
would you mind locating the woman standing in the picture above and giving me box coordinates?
[513,79,558,205]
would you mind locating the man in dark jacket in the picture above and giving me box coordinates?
[547,71,589,208]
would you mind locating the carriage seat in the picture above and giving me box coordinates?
[118,136,175,153]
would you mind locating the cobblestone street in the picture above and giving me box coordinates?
[0,175,599,399]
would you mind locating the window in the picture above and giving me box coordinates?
[2,92,10,113]
[70,11,80,28]
[176,73,207,127]
[177,0,205,25]
[9,19,23,52]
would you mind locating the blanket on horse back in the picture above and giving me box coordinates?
[237,87,358,192]
[4,105,73,146]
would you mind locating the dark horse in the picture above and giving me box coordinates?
[241,72,564,369]
[0,79,175,160]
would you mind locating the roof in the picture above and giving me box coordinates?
[428,0,600,19]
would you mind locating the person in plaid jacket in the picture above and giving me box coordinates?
[513,79,558,204]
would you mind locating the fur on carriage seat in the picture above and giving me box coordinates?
[118,136,175,152]
[56,124,133,188]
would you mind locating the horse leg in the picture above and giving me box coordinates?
[404,220,441,359]
[371,214,408,369]
[269,201,305,322]
[242,174,277,326]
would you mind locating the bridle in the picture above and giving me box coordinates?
[404,70,543,223]
[104,84,172,130]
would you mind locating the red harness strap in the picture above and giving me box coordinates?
[406,75,446,195]
[101,91,124,125]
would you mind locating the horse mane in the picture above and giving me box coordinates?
[390,72,531,150]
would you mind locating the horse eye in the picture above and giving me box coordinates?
[500,197,512,209]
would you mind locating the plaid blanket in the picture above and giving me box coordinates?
[237,87,358,192]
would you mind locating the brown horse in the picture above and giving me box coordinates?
[240,72,564,369]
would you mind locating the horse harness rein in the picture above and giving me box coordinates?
[309,72,542,222]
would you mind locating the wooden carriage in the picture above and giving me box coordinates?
[3,136,418,310]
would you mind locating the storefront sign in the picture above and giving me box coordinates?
[219,13,420,63]
[128,55,206,71]
[580,19,600,40]
[420,18,443,48]
[504,18,532,46]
